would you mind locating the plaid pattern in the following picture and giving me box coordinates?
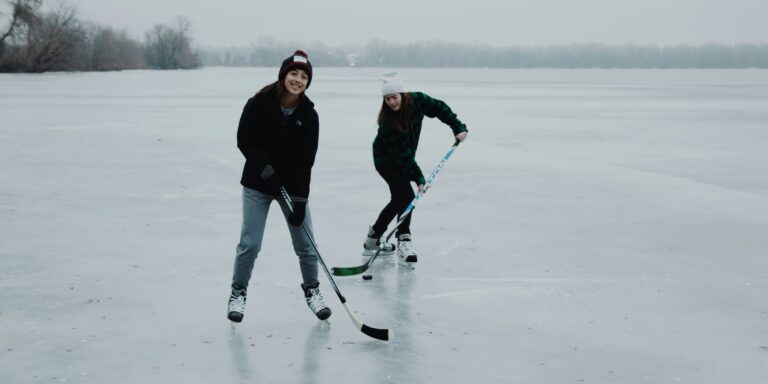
[373,92,467,184]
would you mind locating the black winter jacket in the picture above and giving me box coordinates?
[237,86,319,200]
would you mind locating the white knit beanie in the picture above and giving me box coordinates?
[381,72,406,96]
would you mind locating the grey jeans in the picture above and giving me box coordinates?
[232,186,319,289]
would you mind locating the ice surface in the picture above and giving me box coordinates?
[1,67,768,383]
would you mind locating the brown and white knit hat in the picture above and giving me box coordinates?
[279,50,313,88]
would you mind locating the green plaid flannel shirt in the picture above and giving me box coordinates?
[373,92,467,184]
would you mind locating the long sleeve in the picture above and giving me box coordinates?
[413,92,468,135]
[293,110,319,200]
[236,97,268,172]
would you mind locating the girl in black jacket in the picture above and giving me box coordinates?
[228,50,330,323]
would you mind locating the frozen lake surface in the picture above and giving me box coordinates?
[1,67,768,383]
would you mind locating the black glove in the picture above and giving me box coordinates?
[260,164,284,189]
[288,202,306,226]
[260,164,275,180]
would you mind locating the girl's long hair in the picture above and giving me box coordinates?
[377,93,412,132]
[255,80,286,97]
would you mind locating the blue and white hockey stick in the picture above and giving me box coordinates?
[332,139,462,276]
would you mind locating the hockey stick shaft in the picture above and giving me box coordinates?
[279,187,393,341]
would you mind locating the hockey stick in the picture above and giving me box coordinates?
[279,187,393,341]
[332,139,462,276]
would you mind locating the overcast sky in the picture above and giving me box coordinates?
[69,0,767,48]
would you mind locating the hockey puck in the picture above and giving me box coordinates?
[362,274,373,280]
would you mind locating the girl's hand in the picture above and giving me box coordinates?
[455,131,468,142]
[417,184,430,194]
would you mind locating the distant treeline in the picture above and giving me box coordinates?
[198,37,350,68]
[0,0,199,72]
[202,39,768,69]
[4,1,766,72]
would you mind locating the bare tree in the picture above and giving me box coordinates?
[91,26,143,70]
[0,0,41,70]
[0,0,40,46]
[144,16,199,69]
[23,3,87,72]
[2,3,196,72]
[90,26,121,70]
[0,1,89,72]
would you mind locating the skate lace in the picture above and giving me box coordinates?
[229,293,246,312]
[305,288,328,313]
[398,240,415,255]
[378,241,395,252]
[364,238,394,252]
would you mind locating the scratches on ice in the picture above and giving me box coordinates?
[421,287,518,300]
[442,277,616,283]
[421,277,615,300]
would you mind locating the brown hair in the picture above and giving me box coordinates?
[377,93,412,132]
[255,80,286,97]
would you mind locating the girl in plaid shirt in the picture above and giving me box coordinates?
[363,73,468,263]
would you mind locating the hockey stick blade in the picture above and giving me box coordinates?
[362,324,392,341]
[332,263,370,276]
[342,302,393,341]
[332,245,386,276]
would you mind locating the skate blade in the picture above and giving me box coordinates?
[397,258,416,270]
[362,249,396,257]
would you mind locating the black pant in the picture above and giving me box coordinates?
[372,163,415,237]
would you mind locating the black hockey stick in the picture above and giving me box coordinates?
[279,187,393,341]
